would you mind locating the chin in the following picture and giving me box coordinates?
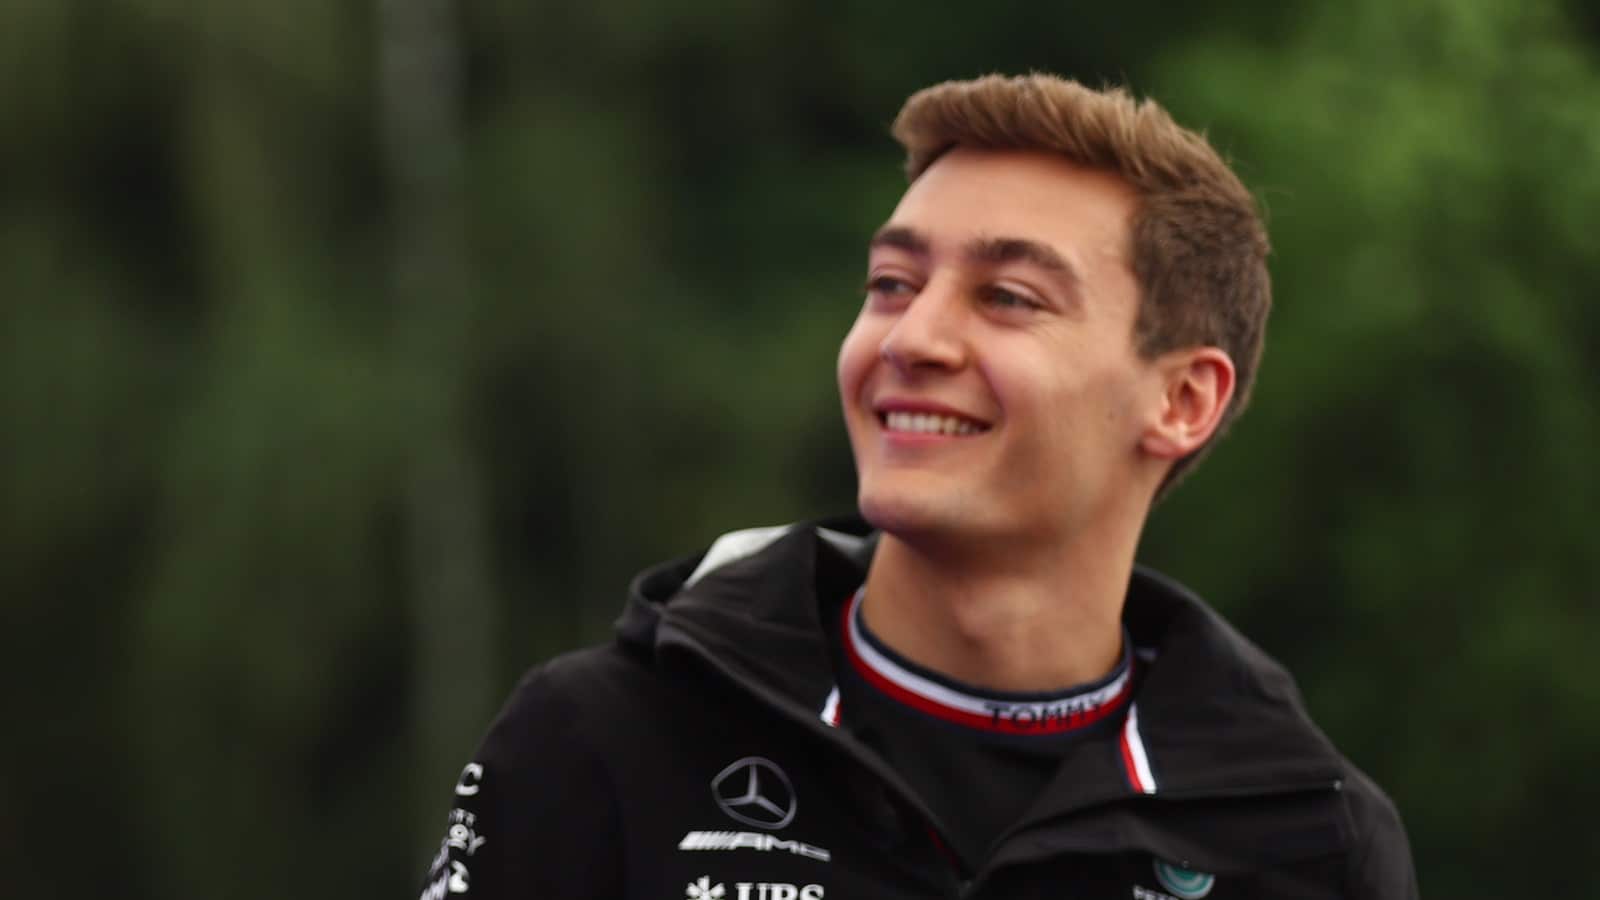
[857,486,968,542]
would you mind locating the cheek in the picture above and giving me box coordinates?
[1079,367,1158,461]
[993,363,1133,456]
[836,314,877,399]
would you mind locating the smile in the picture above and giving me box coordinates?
[880,411,989,436]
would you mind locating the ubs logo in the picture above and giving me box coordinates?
[711,757,797,829]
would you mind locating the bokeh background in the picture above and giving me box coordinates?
[4,0,1598,896]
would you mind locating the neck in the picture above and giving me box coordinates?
[860,520,1140,692]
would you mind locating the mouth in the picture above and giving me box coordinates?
[878,409,991,436]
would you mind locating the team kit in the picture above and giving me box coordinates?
[418,524,1410,899]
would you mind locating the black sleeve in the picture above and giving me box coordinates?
[1343,770,1419,900]
[417,665,623,900]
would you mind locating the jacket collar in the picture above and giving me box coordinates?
[616,515,1346,800]
[617,517,872,715]
[1120,566,1347,794]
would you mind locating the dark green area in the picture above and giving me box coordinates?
[3,0,1596,896]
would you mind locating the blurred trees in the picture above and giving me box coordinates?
[1,0,1595,897]
[1143,3,1600,890]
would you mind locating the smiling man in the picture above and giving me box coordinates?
[419,74,1418,900]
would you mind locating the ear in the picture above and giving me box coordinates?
[1139,347,1236,461]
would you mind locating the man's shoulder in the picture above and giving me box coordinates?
[1124,566,1310,717]
[1126,567,1417,896]
[1339,762,1407,836]
[493,642,662,731]
[1125,567,1360,790]
[1338,761,1418,897]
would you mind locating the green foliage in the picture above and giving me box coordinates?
[2,0,1595,896]
[1142,4,1600,892]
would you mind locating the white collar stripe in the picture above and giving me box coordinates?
[1119,702,1158,793]
[819,686,842,727]
[842,588,1134,736]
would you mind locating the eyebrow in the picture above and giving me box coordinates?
[869,225,931,257]
[869,225,1080,286]
[967,236,1076,282]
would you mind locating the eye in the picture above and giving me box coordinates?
[865,274,916,297]
[864,274,920,308]
[981,285,1045,311]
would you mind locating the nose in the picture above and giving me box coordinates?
[878,278,967,374]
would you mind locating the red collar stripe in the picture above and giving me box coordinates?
[1119,702,1158,793]
[841,588,1134,736]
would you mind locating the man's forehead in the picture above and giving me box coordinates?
[879,148,1135,270]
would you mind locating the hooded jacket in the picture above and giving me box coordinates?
[418,518,1418,900]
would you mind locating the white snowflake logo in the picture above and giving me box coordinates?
[686,875,725,899]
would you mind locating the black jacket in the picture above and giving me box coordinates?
[419,519,1418,900]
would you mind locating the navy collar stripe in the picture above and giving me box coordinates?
[840,588,1135,737]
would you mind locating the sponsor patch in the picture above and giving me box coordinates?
[688,875,823,899]
[712,757,798,829]
[1152,859,1215,899]
[679,830,830,862]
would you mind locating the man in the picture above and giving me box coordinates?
[419,74,1417,900]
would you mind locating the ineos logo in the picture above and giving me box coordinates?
[711,757,797,830]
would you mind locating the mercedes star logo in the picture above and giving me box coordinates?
[711,756,797,829]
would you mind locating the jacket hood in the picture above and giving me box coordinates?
[617,516,874,714]
[616,516,1347,800]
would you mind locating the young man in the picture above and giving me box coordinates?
[419,74,1417,900]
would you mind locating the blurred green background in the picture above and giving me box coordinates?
[4,0,1597,896]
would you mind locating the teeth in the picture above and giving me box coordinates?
[883,411,983,435]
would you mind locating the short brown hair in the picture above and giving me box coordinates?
[892,73,1271,497]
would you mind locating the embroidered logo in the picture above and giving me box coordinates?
[454,762,483,796]
[678,830,830,862]
[1153,859,1215,899]
[711,757,797,829]
[686,876,726,899]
